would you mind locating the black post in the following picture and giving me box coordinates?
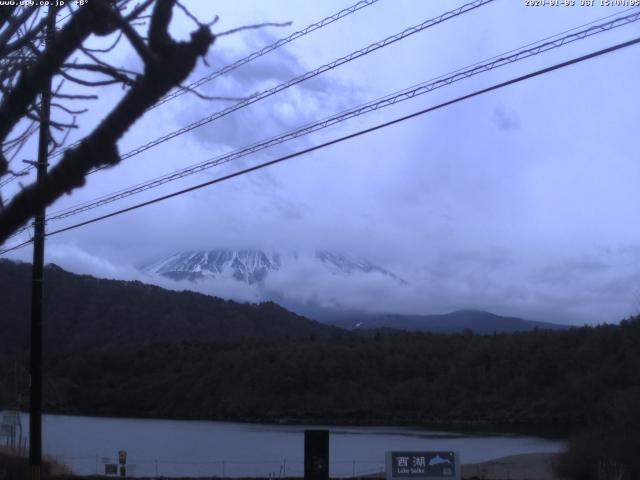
[304,430,329,480]
[29,10,54,480]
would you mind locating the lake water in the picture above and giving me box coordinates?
[4,412,565,477]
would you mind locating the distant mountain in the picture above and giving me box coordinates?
[0,258,565,356]
[318,309,567,334]
[143,250,281,283]
[139,250,568,333]
[142,249,406,284]
[0,259,343,353]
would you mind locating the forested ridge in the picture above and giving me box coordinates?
[2,318,638,431]
[0,259,341,353]
[2,261,640,479]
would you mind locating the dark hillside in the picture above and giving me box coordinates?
[321,309,567,333]
[0,259,343,353]
[1,317,637,429]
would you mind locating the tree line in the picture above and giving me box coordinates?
[2,317,639,429]
[2,315,640,479]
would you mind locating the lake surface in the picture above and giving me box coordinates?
[5,413,565,477]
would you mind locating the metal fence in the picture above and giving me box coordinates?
[9,451,620,479]
[48,455,386,478]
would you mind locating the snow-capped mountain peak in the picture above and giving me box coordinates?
[142,249,406,285]
[143,250,281,283]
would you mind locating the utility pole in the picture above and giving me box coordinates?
[29,9,54,480]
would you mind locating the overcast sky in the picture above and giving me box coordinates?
[3,0,640,325]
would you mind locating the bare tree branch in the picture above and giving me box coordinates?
[0,6,38,53]
[149,0,173,51]
[216,21,292,38]
[1,12,49,57]
[62,62,137,85]
[82,30,123,53]
[0,1,115,175]
[49,116,76,151]
[179,82,248,102]
[52,93,99,100]
[111,9,157,64]
[6,168,30,178]
[123,0,156,23]
[78,44,140,77]
[0,6,18,32]
[0,0,215,243]
[51,103,87,115]
[58,69,124,87]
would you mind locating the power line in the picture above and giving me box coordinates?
[6,6,639,244]
[0,6,96,188]
[88,0,495,173]
[37,9,640,227]
[2,34,637,256]
[0,238,32,256]
[1,0,492,192]
[0,5,98,188]
[54,0,381,155]
[2,0,497,241]
[152,0,381,109]
[0,0,382,188]
[6,5,637,242]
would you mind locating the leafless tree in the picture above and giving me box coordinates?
[0,0,217,244]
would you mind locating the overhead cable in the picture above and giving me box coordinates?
[90,0,496,171]
[41,8,640,225]
[0,0,382,187]
[152,0,381,109]
[2,34,638,256]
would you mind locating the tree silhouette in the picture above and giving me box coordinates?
[0,0,216,244]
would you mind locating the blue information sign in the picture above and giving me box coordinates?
[386,451,460,480]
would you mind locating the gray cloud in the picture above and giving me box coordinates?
[172,32,364,153]
[534,258,610,285]
[4,1,639,327]
[492,107,520,131]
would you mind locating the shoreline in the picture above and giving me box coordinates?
[3,409,570,440]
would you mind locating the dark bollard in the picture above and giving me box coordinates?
[304,430,329,480]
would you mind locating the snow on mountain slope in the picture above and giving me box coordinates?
[315,251,406,284]
[143,250,281,283]
[142,249,406,285]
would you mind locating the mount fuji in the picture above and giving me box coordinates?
[141,249,407,285]
[139,249,567,333]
